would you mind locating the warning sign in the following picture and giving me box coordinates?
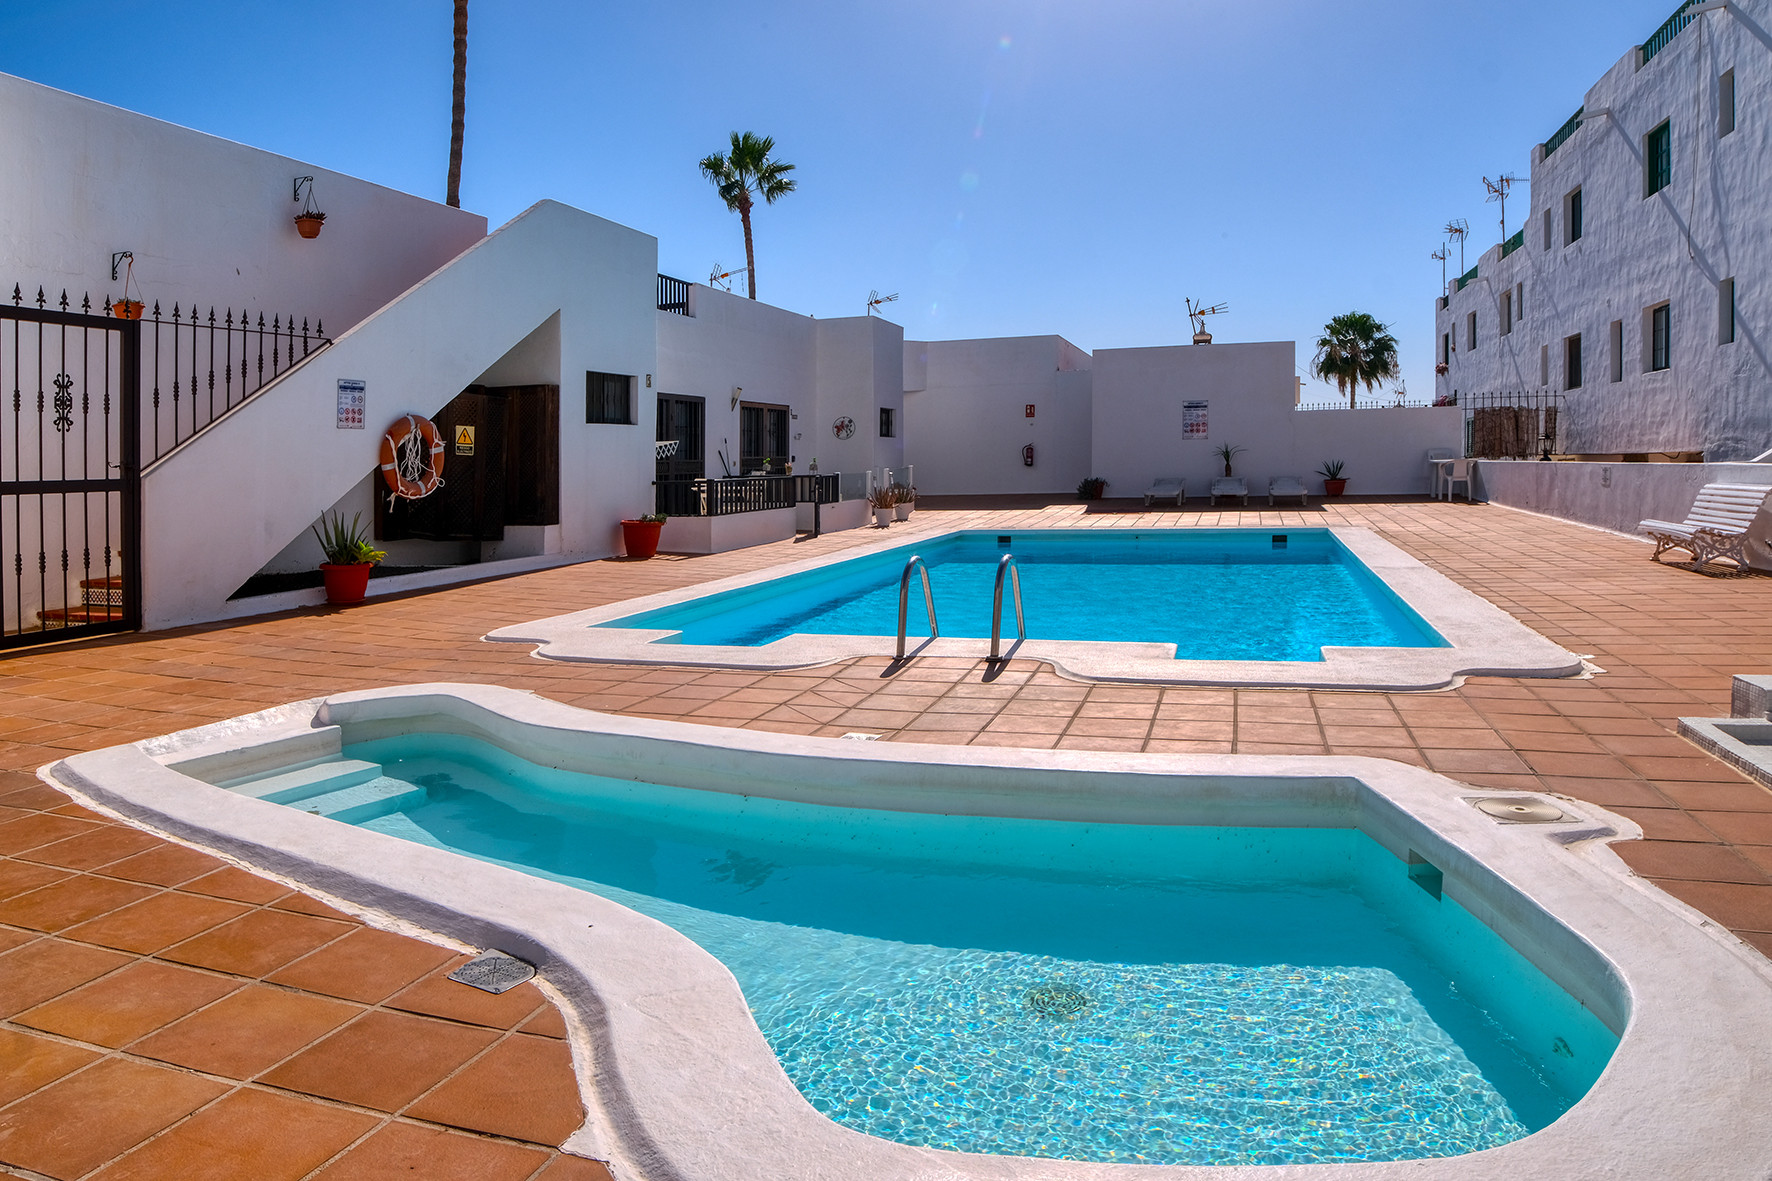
[454,425,475,456]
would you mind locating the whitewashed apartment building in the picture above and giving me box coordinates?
[1436,0,1769,460]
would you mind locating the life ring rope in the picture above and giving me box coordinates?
[378,414,446,505]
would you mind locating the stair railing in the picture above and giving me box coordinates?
[895,554,939,659]
[987,553,1025,662]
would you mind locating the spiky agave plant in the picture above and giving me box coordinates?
[311,512,387,566]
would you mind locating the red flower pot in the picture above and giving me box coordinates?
[320,562,373,604]
[622,519,663,559]
[1323,479,1348,497]
[295,214,326,239]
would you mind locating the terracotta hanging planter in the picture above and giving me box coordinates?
[294,212,327,239]
[111,300,144,321]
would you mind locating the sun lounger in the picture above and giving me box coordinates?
[1269,476,1308,506]
[1638,482,1771,571]
[1143,477,1186,506]
[1209,477,1248,506]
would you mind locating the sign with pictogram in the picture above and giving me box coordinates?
[1025,404,1036,418]
[454,424,476,455]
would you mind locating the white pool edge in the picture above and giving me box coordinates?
[483,526,1583,690]
[40,682,1772,1181]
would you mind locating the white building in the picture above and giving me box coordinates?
[1435,0,1770,460]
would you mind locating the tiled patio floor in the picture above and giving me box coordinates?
[5,493,1772,1175]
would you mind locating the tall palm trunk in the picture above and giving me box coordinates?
[446,0,468,208]
[739,193,757,300]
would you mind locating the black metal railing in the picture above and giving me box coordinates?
[657,273,691,316]
[1461,390,1566,459]
[1542,107,1584,158]
[654,474,800,517]
[1641,1,1696,66]
[793,473,839,504]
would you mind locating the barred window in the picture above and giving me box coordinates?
[586,371,633,424]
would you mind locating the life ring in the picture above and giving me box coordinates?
[379,414,446,500]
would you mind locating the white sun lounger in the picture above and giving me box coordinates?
[1639,482,1771,571]
[1269,476,1308,506]
[1144,477,1186,506]
[1209,477,1248,506]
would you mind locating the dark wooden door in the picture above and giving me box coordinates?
[378,386,507,542]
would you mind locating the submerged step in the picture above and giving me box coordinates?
[293,777,428,824]
[228,759,384,803]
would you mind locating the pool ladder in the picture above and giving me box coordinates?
[987,553,1025,663]
[895,555,939,659]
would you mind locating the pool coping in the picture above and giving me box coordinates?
[41,683,1772,1180]
[483,526,1584,690]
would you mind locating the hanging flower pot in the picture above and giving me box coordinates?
[295,211,327,239]
[111,300,144,320]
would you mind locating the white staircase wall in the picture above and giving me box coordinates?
[140,200,658,628]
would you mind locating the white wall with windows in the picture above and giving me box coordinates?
[1434,1,1772,459]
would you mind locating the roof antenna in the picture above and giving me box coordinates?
[866,290,899,316]
[1185,297,1228,344]
[1483,174,1517,241]
[1444,218,1470,273]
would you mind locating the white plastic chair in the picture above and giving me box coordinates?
[1426,449,1454,498]
[1444,458,1474,502]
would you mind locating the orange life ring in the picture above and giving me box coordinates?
[379,414,446,500]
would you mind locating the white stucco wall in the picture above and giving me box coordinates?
[1435,2,1772,459]
[903,336,1094,495]
[816,316,906,479]
[1092,342,1464,497]
[0,72,486,336]
[140,200,658,628]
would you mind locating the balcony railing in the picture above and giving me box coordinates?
[1641,1,1696,66]
[1456,264,1478,292]
[1500,228,1526,259]
[1542,107,1584,158]
[655,474,798,517]
[657,273,691,316]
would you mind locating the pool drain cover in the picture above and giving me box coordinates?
[1024,981,1092,1021]
[448,950,536,994]
[1472,796,1566,823]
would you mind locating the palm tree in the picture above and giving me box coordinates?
[446,0,468,208]
[1312,312,1400,408]
[699,132,797,301]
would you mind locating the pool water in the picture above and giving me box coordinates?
[269,734,1616,1166]
[600,529,1446,661]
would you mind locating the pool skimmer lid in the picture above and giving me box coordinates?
[1472,796,1567,824]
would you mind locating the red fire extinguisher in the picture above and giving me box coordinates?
[1022,444,1035,467]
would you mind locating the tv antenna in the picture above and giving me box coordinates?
[866,290,899,316]
[1483,174,1517,241]
[1431,244,1448,290]
[1444,218,1470,272]
[708,262,751,293]
[1185,297,1228,344]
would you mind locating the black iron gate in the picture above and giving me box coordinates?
[0,292,141,648]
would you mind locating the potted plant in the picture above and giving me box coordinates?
[1076,476,1108,501]
[295,209,327,239]
[868,485,897,527]
[1317,459,1348,497]
[311,511,385,604]
[892,483,916,520]
[621,513,668,559]
[1213,443,1247,477]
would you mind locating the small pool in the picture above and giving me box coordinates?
[242,732,1613,1166]
[600,529,1445,662]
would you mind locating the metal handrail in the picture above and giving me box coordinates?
[987,553,1025,662]
[895,555,939,659]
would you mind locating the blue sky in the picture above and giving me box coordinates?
[2,0,1684,397]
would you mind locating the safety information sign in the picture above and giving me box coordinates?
[335,379,365,429]
[455,425,476,455]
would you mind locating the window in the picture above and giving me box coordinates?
[738,402,789,471]
[1645,120,1672,196]
[1542,209,1553,251]
[655,395,705,477]
[1516,281,1525,322]
[1441,332,1452,365]
[1610,320,1624,383]
[1501,290,1513,336]
[1649,303,1671,371]
[879,407,896,438]
[1565,334,1583,390]
[585,371,633,424]
[1565,187,1583,244]
[1466,311,1477,352]
[1540,344,1550,387]
[1720,277,1737,344]
[1720,69,1736,136]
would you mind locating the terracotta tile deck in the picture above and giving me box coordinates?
[5,492,1772,1173]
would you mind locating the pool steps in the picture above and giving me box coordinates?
[220,757,382,800]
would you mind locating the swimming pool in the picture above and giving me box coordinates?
[601,530,1442,662]
[490,526,1584,688]
[241,731,1610,1165]
[56,686,1772,1179]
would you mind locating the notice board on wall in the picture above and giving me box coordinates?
[1182,400,1209,440]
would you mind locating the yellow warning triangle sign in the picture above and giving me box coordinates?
[455,426,474,447]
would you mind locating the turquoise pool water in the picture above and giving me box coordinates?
[599,529,1447,661]
[268,734,1616,1166]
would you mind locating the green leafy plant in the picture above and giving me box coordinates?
[1213,443,1246,476]
[699,131,798,301]
[1316,459,1347,480]
[868,485,898,510]
[1076,476,1108,500]
[311,511,386,566]
[639,512,668,525]
[889,483,917,505]
[1311,311,1400,408]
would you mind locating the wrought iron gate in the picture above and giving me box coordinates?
[0,293,141,648]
